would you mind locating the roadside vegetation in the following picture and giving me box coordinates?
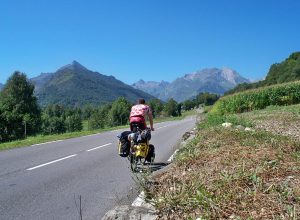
[0,109,196,151]
[0,71,216,151]
[146,103,300,219]
[211,80,300,115]
[144,52,300,219]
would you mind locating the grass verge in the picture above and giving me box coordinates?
[146,105,300,219]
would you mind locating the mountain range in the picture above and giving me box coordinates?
[1,62,250,106]
[0,83,3,90]
[132,67,249,102]
[31,61,154,106]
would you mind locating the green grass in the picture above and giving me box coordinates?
[0,125,128,151]
[0,109,197,151]
[146,105,300,219]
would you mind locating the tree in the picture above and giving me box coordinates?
[164,98,179,117]
[148,99,164,118]
[0,72,41,142]
[41,114,66,135]
[90,106,110,129]
[177,103,182,116]
[196,92,219,106]
[65,114,83,132]
[82,104,95,120]
[109,97,131,126]
[182,99,196,111]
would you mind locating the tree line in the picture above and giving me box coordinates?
[0,71,218,143]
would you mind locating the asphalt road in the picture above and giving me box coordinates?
[0,117,196,220]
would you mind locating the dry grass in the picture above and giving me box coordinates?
[146,105,300,219]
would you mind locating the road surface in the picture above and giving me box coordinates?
[0,117,196,220]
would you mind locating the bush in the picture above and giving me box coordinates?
[65,114,83,132]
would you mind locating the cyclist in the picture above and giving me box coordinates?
[129,98,154,132]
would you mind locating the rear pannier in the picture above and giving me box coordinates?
[117,131,132,157]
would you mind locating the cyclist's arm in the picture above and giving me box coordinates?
[148,112,154,131]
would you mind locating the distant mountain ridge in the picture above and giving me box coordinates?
[132,67,249,102]
[132,80,170,98]
[0,83,3,90]
[31,61,155,106]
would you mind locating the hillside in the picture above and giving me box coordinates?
[31,61,155,106]
[132,67,249,102]
[226,51,300,94]
[146,104,300,219]
[0,83,3,91]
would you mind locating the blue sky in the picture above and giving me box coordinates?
[0,0,299,84]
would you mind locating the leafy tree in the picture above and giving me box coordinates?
[41,114,66,135]
[148,99,164,118]
[65,114,83,132]
[182,99,196,111]
[196,92,219,106]
[89,104,111,129]
[109,97,131,126]
[177,103,182,116]
[0,72,41,141]
[82,104,95,120]
[164,98,179,117]
[0,110,6,142]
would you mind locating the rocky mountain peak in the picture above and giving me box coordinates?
[57,60,87,72]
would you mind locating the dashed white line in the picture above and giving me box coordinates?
[32,140,63,146]
[26,154,77,171]
[83,133,100,138]
[156,125,170,130]
[86,143,112,152]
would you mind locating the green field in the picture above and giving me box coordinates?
[211,80,300,115]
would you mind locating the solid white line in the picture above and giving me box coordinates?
[167,149,179,162]
[26,154,77,171]
[132,191,145,207]
[32,140,63,146]
[86,143,112,152]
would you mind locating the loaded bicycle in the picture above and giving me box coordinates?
[118,124,155,172]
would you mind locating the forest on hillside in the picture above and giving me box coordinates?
[226,52,300,95]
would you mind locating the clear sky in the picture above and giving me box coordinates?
[0,0,300,85]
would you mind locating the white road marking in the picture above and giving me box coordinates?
[132,191,145,207]
[26,154,77,171]
[83,133,100,138]
[32,140,63,146]
[156,125,170,130]
[167,149,179,162]
[86,143,112,152]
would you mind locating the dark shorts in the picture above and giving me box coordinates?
[130,116,146,132]
[130,122,146,132]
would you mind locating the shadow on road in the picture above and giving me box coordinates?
[134,162,170,173]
